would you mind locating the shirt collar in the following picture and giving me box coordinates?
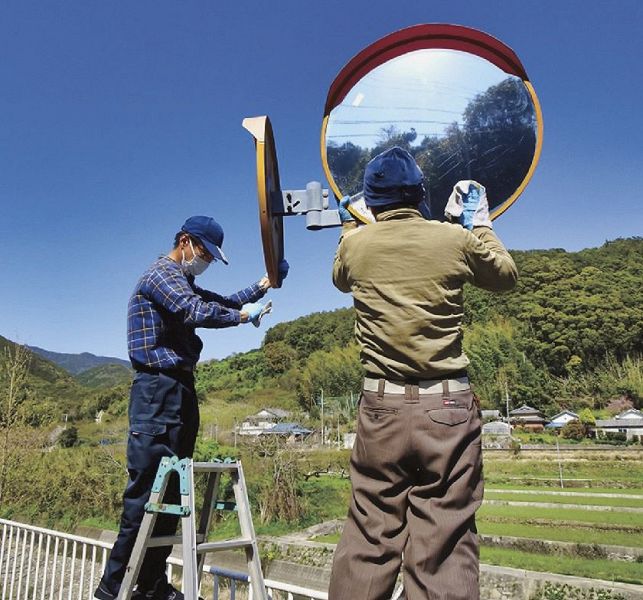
[377,207,424,222]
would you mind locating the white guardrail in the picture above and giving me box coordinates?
[0,518,328,600]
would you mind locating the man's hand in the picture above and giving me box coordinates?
[445,181,492,230]
[338,196,355,223]
[259,260,289,291]
[241,300,272,327]
[278,259,289,281]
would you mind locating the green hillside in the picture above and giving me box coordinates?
[195,237,642,415]
[0,336,129,425]
[76,363,132,388]
[3,238,641,423]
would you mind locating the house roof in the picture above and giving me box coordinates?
[481,410,501,418]
[616,409,643,420]
[515,416,548,424]
[549,410,579,421]
[510,404,542,416]
[249,408,291,420]
[594,419,643,429]
[265,423,312,435]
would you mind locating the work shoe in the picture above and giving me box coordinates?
[93,581,115,600]
[144,581,204,600]
[94,578,146,600]
[162,586,183,600]
[159,584,205,600]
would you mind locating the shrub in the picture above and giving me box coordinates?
[58,426,79,448]
[561,420,587,441]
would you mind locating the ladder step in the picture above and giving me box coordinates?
[193,462,240,473]
[197,537,254,552]
[146,534,205,548]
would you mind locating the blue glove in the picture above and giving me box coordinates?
[243,301,272,327]
[278,259,289,281]
[337,196,355,223]
[461,184,480,230]
[445,181,492,230]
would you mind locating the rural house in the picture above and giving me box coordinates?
[546,410,579,430]
[238,407,292,436]
[593,408,643,441]
[509,404,548,432]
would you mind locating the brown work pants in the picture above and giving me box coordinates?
[328,383,483,600]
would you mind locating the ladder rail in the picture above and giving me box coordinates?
[195,471,221,583]
[117,472,171,599]
[118,458,269,600]
[233,462,268,600]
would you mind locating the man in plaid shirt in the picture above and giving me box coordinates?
[95,216,287,600]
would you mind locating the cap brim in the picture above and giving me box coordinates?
[201,239,229,265]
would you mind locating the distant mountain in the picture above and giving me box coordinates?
[27,346,130,375]
[75,363,132,388]
[0,335,121,425]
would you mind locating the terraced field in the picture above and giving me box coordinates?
[478,448,643,584]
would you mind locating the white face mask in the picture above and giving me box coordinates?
[181,239,210,276]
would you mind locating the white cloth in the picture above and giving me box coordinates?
[444,180,492,229]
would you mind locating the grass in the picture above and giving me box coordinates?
[486,484,643,495]
[483,491,643,508]
[483,452,643,489]
[478,504,643,528]
[478,520,643,548]
[485,458,642,478]
[479,547,643,585]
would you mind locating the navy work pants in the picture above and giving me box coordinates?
[101,369,199,595]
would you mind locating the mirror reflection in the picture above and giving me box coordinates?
[324,49,538,219]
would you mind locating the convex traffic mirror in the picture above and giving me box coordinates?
[244,24,543,282]
[321,24,543,223]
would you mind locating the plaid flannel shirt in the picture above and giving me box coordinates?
[127,256,265,369]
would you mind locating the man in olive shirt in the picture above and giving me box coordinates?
[328,147,517,600]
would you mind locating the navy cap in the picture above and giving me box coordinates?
[181,216,228,265]
[363,146,426,208]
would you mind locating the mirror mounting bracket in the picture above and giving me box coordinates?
[277,182,341,229]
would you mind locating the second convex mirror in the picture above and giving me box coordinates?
[321,24,543,223]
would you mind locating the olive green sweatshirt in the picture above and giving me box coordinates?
[333,207,518,380]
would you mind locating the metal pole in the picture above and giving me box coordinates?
[504,381,510,423]
[320,389,324,446]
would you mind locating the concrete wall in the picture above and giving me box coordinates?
[257,538,643,600]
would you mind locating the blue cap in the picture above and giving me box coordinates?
[363,146,426,207]
[181,216,228,265]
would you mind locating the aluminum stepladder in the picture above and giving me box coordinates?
[118,456,269,600]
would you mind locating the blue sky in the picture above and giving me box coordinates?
[1,0,642,361]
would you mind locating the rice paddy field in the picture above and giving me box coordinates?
[475,448,643,584]
[310,447,643,585]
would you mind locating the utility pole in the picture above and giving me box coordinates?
[233,419,238,448]
[556,438,564,489]
[504,381,511,423]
